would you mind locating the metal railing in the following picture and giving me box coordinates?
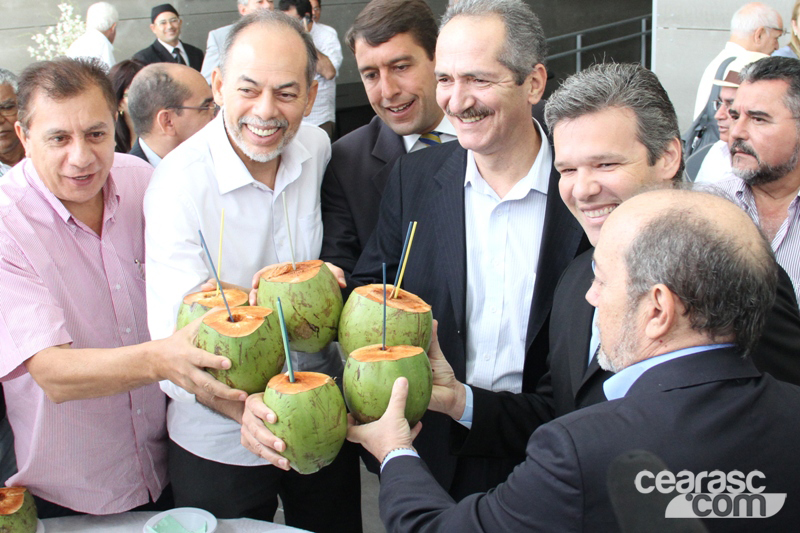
[546,15,652,72]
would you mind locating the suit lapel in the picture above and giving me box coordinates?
[153,40,174,63]
[431,147,469,332]
[525,161,586,353]
[562,252,599,395]
[370,121,405,195]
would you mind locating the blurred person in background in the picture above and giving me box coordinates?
[66,2,118,70]
[109,60,146,154]
[0,68,24,177]
[774,0,800,58]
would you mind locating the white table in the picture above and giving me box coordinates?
[42,510,310,532]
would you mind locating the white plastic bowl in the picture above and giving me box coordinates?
[142,507,217,533]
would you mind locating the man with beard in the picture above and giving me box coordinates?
[719,55,800,301]
[143,11,361,531]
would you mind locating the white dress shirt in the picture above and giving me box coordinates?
[402,115,459,153]
[66,28,116,71]
[144,112,331,466]
[463,120,550,393]
[0,161,12,177]
[694,140,733,184]
[158,39,189,66]
[138,137,162,167]
[304,23,343,126]
[693,42,747,120]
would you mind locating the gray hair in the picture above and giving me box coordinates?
[0,69,18,92]
[739,56,800,120]
[127,65,192,137]
[86,2,119,32]
[219,10,317,88]
[440,0,547,85]
[731,2,782,37]
[624,205,777,357]
[545,63,685,182]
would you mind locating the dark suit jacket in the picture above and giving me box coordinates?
[380,348,800,532]
[128,139,149,164]
[320,116,406,283]
[132,40,204,72]
[351,140,589,495]
[460,248,800,460]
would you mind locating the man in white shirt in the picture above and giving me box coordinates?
[66,2,118,71]
[132,4,205,72]
[0,69,24,177]
[127,63,215,166]
[200,0,274,84]
[242,0,587,500]
[143,10,361,532]
[319,0,458,281]
[692,2,782,120]
[278,0,342,138]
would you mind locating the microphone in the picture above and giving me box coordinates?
[607,450,707,533]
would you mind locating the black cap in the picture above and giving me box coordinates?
[151,3,179,23]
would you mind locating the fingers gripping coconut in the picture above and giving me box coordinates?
[0,487,37,533]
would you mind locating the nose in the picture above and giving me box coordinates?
[252,91,277,120]
[446,80,474,115]
[585,281,599,308]
[379,73,401,102]
[67,139,94,170]
[714,103,727,123]
[729,111,747,142]
[570,168,602,202]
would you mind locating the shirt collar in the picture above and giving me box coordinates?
[603,344,736,401]
[210,111,312,195]
[158,39,183,54]
[139,138,162,167]
[463,118,551,200]
[402,115,459,153]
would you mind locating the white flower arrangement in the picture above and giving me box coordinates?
[27,3,86,61]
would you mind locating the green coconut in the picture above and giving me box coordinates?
[0,487,37,533]
[343,344,432,426]
[196,306,285,394]
[256,260,343,353]
[176,288,249,330]
[338,285,432,357]
[263,371,347,475]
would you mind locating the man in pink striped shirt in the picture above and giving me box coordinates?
[0,58,246,518]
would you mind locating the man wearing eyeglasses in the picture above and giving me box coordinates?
[693,2,783,121]
[0,69,24,177]
[127,63,215,167]
[133,4,205,72]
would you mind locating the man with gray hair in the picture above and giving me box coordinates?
[200,0,274,83]
[0,69,23,177]
[419,62,800,478]
[243,0,585,499]
[144,10,361,530]
[66,2,118,70]
[128,63,215,166]
[693,2,783,119]
[348,188,800,532]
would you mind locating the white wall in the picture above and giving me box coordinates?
[653,0,796,131]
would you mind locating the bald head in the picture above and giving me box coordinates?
[601,189,777,357]
[730,2,783,54]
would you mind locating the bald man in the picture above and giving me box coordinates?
[350,189,800,532]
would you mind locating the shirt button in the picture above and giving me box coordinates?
[484,354,490,361]
[126,327,131,333]
[137,409,142,415]
[490,306,497,314]
[115,284,121,290]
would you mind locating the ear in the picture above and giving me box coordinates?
[753,26,767,46]
[211,68,224,105]
[150,22,157,35]
[303,79,319,117]
[526,63,548,106]
[238,3,248,16]
[655,137,683,182]
[156,109,176,136]
[642,284,678,341]
[14,121,30,157]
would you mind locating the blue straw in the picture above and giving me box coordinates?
[393,222,414,289]
[198,229,234,322]
[276,297,295,383]
[382,262,387,351]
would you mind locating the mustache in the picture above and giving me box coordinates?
[445,105,494,121]
[730,139,759,160]
[239,116,289,130]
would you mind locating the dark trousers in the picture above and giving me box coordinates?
[168,439,362,533]
[34,484,174,519]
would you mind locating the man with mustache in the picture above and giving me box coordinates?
[717,55,800,301]
[143,10,361,531]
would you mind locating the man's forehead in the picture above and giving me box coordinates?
[736,79,790,107]
[155,11,178,22]
[354,34,427,64]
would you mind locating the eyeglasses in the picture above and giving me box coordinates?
[169,103,219,116]
[713,98,732,111]
[768,26,789,37]
[0,103,17,117]
[157,17,180,26]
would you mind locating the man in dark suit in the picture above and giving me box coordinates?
[127,62,215,167]
[132,4,205,72]
[349,188,800,532]
[424,62,800,465]
[319,0,457,282]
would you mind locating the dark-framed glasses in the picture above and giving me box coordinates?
[169,103,219,116]
[713,98,731,112]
